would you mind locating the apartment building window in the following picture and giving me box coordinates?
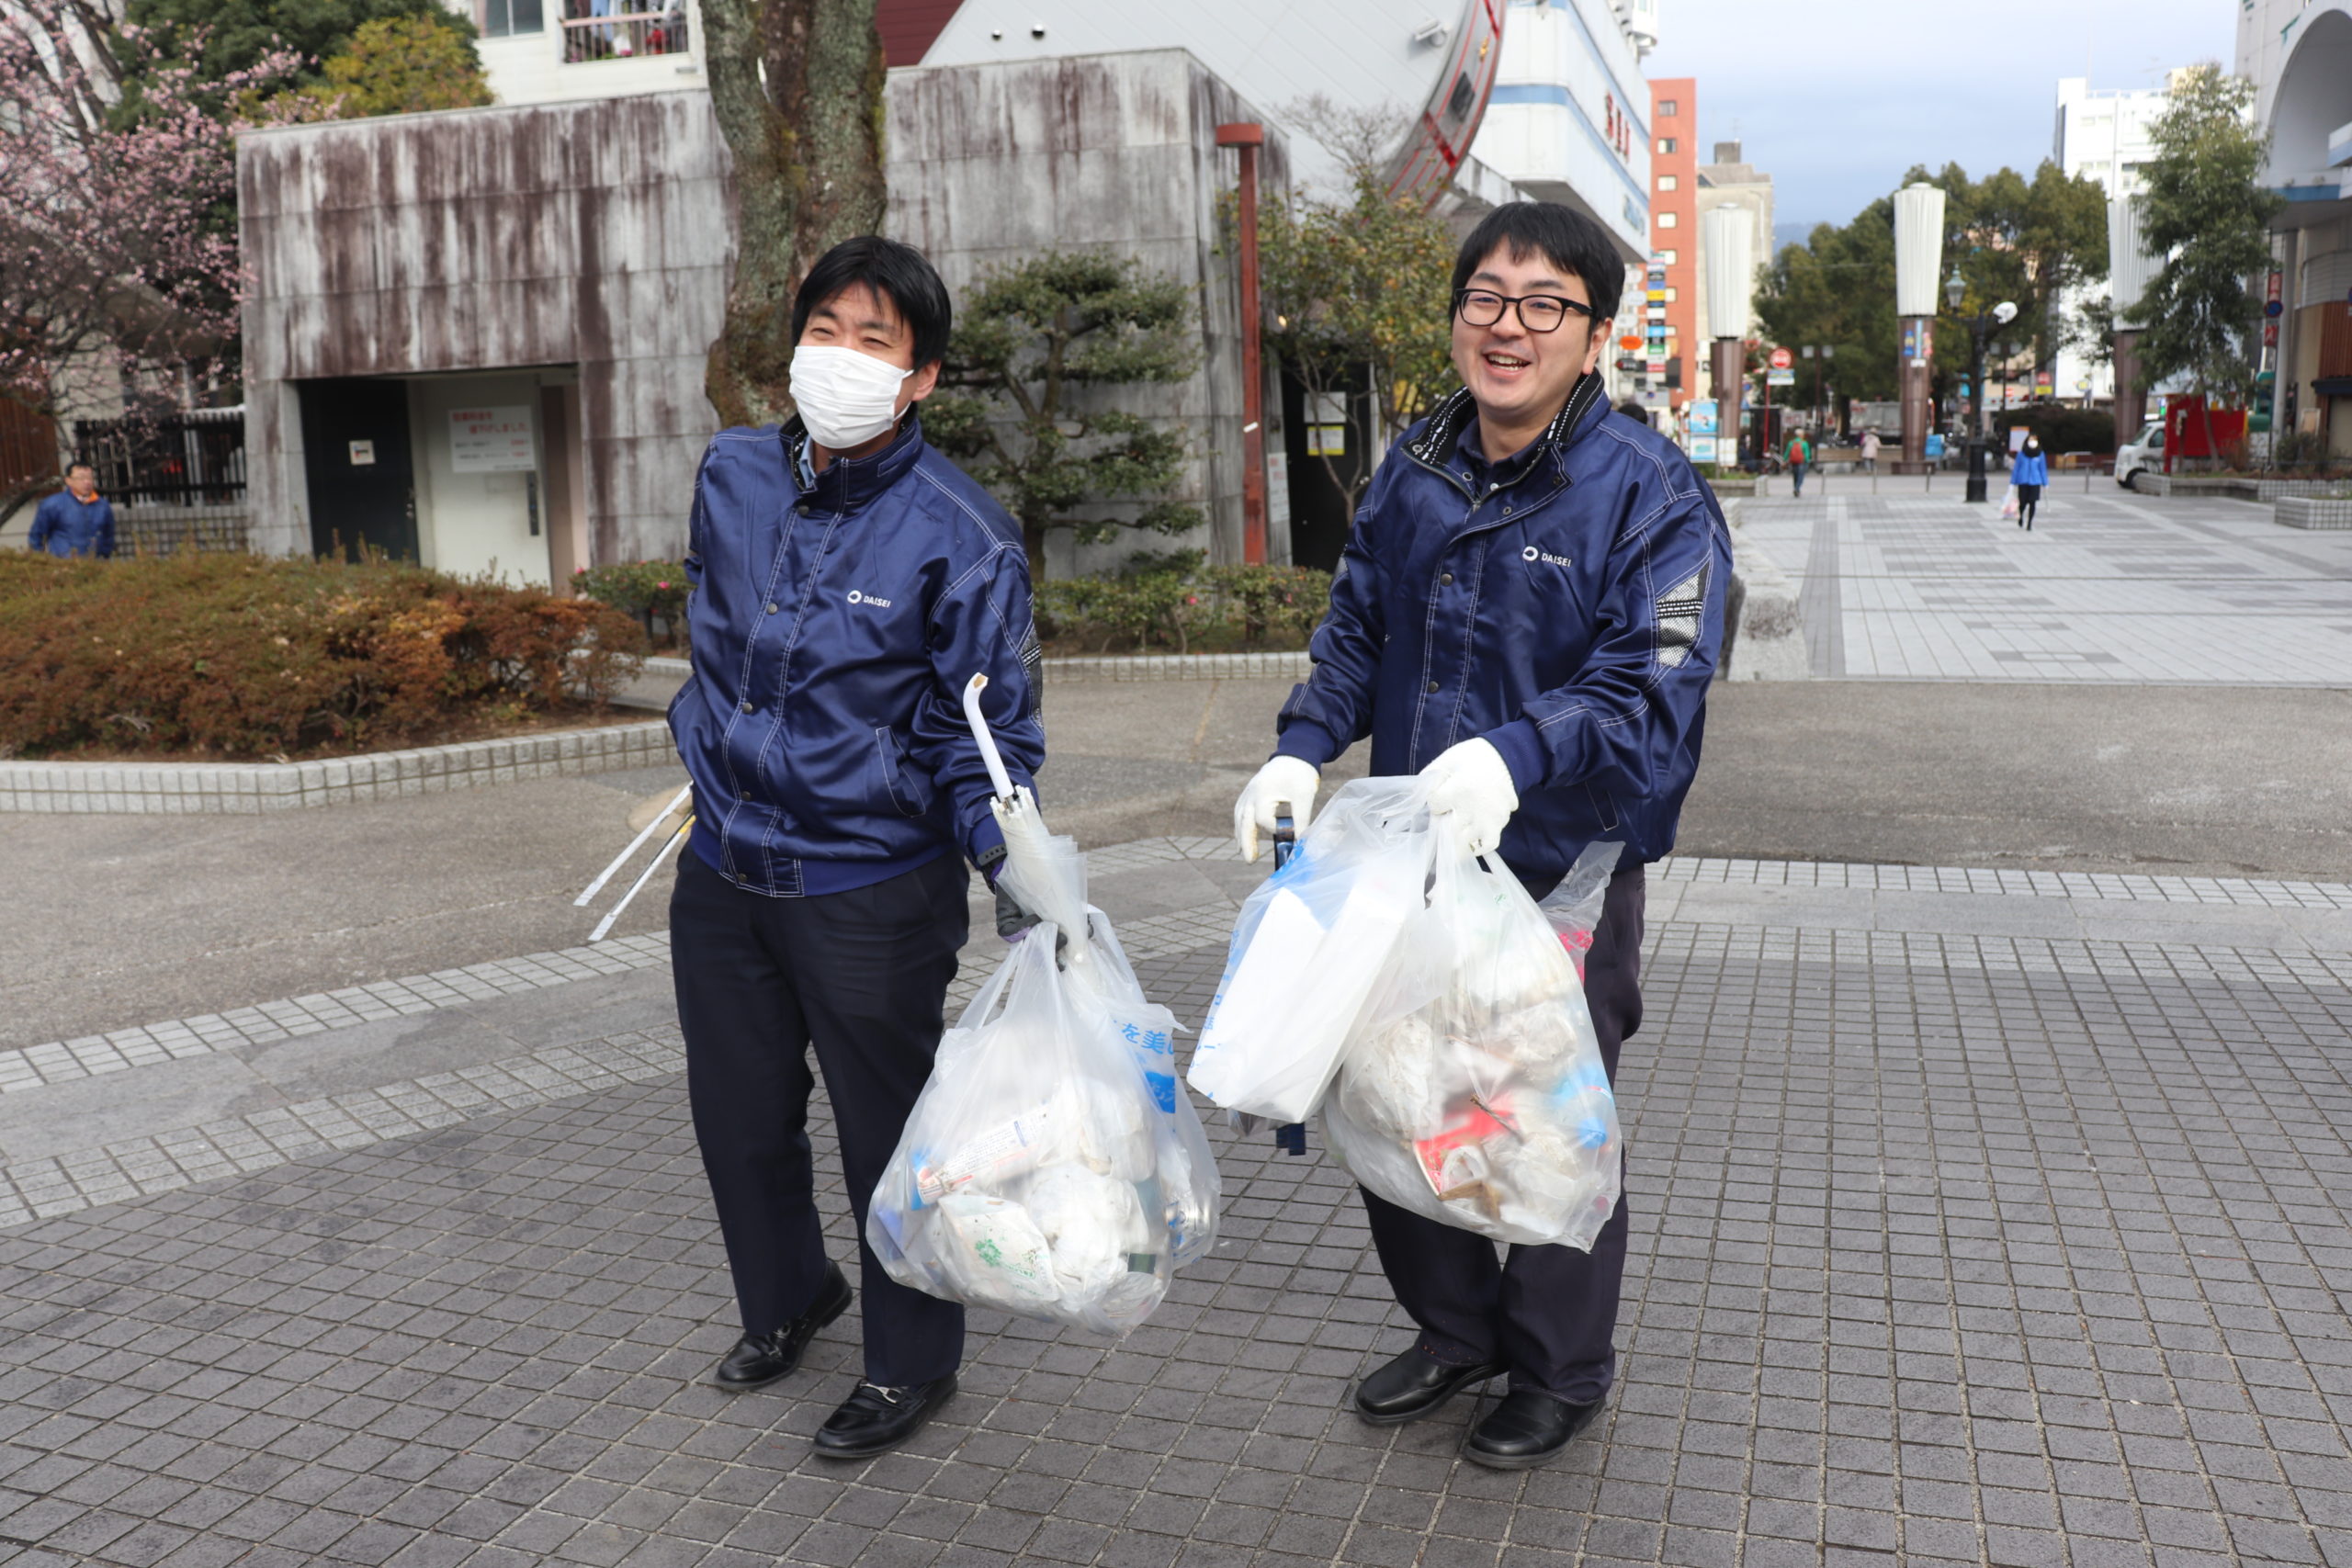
[482,0,543,35]
[1657,175,1678,192]
[1658,249,1678,265]
[1657,137,1677,154]
[1657,210,1678,229]
[1665,287,1679,301]
[1659,99,1679,116]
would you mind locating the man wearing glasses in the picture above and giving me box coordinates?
[1232,203,1732,1468]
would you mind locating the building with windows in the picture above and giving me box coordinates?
[461,0,707,106]
[1644,78,1696,415]
[2050,76,2169,410]
[2237,0,2352,455]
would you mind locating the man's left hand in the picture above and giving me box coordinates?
[1419,738,1519,860]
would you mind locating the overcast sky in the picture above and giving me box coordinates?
[1643,0,2237,239]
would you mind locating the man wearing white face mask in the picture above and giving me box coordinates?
[667,237,1046,1459]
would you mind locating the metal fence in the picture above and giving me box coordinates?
[73,408,246,509]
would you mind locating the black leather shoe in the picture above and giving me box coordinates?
[812,1374,957,1459]
[1463,1388,1604,1469]
[1352,1347,1508,1426]
[709,1263,853,1391]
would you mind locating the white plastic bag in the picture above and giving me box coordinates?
[868,835,1220,1336]
[2000,485,2019,520]
[1322,838,1623,1250]
[1537,840,1623,981]
[1189,777,1441,1122]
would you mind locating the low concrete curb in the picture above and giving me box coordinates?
[1,721,679,815]
[645,650,1313,685]
[2276,495,2352,530]
[1723,504,1808,680]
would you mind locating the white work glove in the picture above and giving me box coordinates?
[1232,754,1321,863]
[1419,738,1520,860]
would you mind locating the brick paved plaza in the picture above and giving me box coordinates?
[4,486,2350,1568]
[6,836,2352,1568]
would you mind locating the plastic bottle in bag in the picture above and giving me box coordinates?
[1189,777,1442,1123]
[868,829,1220,1337]
[1321,837,1623,1251]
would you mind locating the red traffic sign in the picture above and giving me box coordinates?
[1769,346,1793,370]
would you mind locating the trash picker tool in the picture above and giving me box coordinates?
[576,784,692,906]
[590,815,694,942]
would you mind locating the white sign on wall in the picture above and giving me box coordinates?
[449,406,537,473]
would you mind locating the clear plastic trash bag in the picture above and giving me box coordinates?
[1322,837,1623,1251]
[1189,777,1442,1123]
[1538,840,1623,981]
[867,838,1218,1336]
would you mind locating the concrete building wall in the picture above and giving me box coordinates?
[886,48,1288,575]
[239,91,732,566]
[240,52,1280,577]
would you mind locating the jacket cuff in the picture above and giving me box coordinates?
[1273,719,1341,769]
[965,811,1005,869]
[1484,719,1549,795]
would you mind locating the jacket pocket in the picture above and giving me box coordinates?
[874,727,933,818]
[1585,783,1621,832]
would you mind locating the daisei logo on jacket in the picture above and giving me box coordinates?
[846,590,894,608]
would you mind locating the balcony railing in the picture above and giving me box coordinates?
[560,1,689,63]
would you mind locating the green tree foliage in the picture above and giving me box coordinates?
[120,0,465,89]
[1756,162,2108,415]
[2125,64,2283,401]
[925,252,1201,577]
[283,13,491,116]
[1250,96,1457,514]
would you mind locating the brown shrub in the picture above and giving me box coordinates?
[0,552,649,759]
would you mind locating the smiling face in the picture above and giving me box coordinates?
[1449,244,1611,455]
[795,282,940,414]
[65,464,96,501]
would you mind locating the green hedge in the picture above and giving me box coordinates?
[0,552,647,760]
[1035,554,1331,653]
[574,559,691,646]
[1996,406,2118,456]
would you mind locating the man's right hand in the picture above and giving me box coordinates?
[1232,755,1322,863]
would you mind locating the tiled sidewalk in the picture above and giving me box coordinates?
[2,851,2350,1568]
[1738,488,2352,683]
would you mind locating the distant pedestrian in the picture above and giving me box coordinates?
[2011,434,2048,530]
[28,463,115,558]
[1615,400,1649,425]
[1859,429,1879,472]
[1785,428,1812,497]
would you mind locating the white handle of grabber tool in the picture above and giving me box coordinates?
[576,783,693,906]
[592,817,693,942]
[961,672,1017,802]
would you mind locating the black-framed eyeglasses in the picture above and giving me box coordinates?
[1454,288,1597,333]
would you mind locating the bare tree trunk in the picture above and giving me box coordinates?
[701,0,888,430]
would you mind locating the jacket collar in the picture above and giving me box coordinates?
[1404,370,1610,478]
[783,412,925,513]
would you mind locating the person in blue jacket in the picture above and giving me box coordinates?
[666,236,1046,1460]
[1233,202,1732,1469]
[2011,433,2049,530]
[28,463,116,558]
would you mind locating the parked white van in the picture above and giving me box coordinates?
[2115,422,2164,490]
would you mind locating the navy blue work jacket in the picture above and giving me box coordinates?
[1275,374,1733,876]
[29,491,116,558]
[670,414,1045,897]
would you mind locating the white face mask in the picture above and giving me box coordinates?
[788,344,912,451]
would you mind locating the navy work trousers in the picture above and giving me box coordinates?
[669,850,968,1387]
[1359,861,1646,1404]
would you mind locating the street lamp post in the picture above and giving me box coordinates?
[1944,264,2017,505]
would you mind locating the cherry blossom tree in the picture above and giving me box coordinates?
[0,0,306,515]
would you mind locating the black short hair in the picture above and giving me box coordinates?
[65,460,96,478]
[1451,202,1624,326]
[1616,400,1648,423]
[792,237,954,371]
